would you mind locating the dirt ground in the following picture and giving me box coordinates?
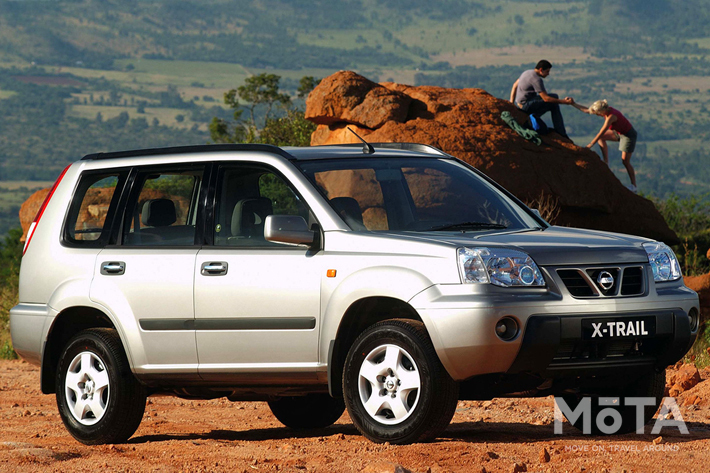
[1,360,709,473]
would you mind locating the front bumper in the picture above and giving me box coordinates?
[410,281,699,381]
[507,309,694,377]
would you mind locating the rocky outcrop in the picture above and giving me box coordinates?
[306,71,678,244]
[666,363,702,397]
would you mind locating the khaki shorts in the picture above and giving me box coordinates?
[617,127,637,153]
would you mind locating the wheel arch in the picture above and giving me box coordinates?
[41,306,117,394]
[327,296,423,399]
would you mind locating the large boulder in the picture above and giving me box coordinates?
[307,71,678,244]
[305,70,411,129]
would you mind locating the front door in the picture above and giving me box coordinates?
[194,163,322,380]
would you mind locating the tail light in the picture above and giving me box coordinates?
[23,164,71,255]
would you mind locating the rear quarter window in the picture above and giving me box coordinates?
[63,172,127,247]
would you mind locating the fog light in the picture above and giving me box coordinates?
[495,317,519,341]
[689,308,699,332]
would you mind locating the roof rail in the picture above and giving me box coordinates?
[81,143,293,161]
[369,142,450,156]
[314,142,449,156]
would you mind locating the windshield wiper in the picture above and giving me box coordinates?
[427,222,508,231]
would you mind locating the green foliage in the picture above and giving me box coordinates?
[259,174,300,215]
[654,194,710,236]
[211,74,315,147]
[144,175,197,200]
[237,74,291,128]
[686,323,710,369]
[258,109,316,148]
[652,194,710,276]
[0,227,22,360]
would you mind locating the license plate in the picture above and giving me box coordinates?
[581,317,656,340]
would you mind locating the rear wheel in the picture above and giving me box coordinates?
[56,328,147,445]
[343,319,459,444]
[561,370,666,435]
[268,394,345,429]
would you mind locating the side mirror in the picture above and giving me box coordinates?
[264,215,315,246]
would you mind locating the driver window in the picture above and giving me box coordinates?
[213,166,309,247]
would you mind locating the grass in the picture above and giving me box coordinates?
[685,323,710,369]
[112,59,250,89]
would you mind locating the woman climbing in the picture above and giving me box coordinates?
[572,99,638,192]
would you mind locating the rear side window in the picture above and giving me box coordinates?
[121,167,205,246]
[64,171,127,246]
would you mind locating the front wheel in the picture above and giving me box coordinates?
[343,319,459,444]
[268,394,345,429]
[56,328,147,445]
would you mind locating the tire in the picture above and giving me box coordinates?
[56,328,147,445]
[561,370,666,435]
[268,394,345,429]
[342,319,459,444]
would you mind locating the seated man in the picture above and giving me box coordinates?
[510,59,573,139]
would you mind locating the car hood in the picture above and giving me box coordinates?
[399,226,652,266]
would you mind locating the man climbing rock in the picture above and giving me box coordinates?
[510,60,573,139]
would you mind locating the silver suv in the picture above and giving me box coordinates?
[11,143,699,444]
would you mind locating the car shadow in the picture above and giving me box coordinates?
[129,420,710,445]
[129,424,360,444]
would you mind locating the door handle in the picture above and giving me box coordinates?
[201,261,228,276]
[101,261,125,275]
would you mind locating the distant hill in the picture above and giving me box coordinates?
[2,0,710,69]
[0,0,709,204]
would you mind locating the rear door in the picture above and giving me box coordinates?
[90,164,207,378]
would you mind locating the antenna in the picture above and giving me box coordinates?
[347,127,375,154]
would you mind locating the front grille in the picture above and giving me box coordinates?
[621,267,644,295]
[555,265,645,298]
[557,270,596,297]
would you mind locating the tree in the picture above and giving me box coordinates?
[236,73,291,128]
[210,75,315,147]
[209,89,250,144]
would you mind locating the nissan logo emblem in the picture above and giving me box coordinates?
[597,271,614,291]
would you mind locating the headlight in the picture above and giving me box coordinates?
[643,242,682,282]
[457,247,545,287]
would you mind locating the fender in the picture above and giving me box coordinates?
[319,265,435,364]
[46,277,144,370]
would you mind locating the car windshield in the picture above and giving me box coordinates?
[296,157,541,232]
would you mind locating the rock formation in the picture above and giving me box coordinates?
[306,70,678,244]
